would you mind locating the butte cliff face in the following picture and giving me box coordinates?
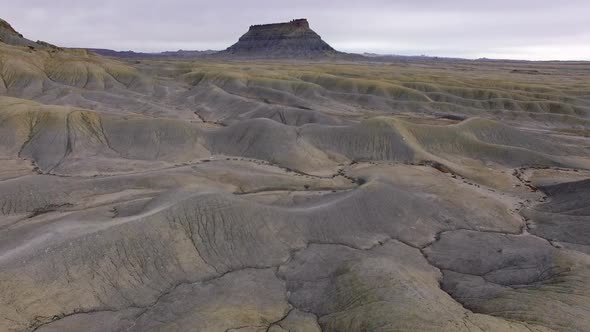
[223,19,337,57]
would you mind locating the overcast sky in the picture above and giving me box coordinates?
[3,0,590,60]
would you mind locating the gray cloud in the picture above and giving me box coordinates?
[4,0,590,60]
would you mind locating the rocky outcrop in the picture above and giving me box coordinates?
[223,19,337,57]
[0,18,51,49]
[0,18,21,37]
[0,18,38,48]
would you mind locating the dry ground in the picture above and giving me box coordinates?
[1,41,590,331]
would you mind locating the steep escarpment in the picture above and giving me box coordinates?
[223,19,337,57]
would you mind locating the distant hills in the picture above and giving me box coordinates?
[87,48,217,59]
[89,19,339,60]
[2,17,586,63]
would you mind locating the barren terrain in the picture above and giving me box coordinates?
[1,19,590,331]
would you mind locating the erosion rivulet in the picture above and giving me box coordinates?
[1,18,590,332]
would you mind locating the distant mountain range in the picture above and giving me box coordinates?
[87,48,218,59]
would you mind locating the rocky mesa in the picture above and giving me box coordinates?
[223,18,337,57]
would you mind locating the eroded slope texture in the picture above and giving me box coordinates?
[1,38,590,332]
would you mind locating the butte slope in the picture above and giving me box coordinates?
[222,19,337,58]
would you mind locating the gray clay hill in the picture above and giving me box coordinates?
[1,17,590,332]
[0,18,39,48]
[224,19,337,57]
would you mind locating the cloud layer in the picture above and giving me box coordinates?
[5,0,590,60]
